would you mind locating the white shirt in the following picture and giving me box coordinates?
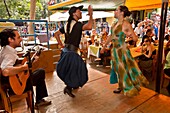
[134,27,143,37]
[0,45,18,70]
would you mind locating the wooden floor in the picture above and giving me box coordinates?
[1,63,170,113]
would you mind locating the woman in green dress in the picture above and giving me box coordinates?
[101,6,149,97]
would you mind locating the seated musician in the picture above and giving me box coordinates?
[138,37,156,77]
[0,28,51,108]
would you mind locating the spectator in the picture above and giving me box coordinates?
[138,37,156,77]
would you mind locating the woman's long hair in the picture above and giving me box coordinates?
[119,6,131,18]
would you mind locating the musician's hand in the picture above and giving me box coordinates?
[22,63,29,71]
[33,56,39,63]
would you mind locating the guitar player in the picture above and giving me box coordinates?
[0,28,51,108]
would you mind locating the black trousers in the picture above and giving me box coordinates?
[26,68,48,102]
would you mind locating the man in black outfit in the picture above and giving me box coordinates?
[54,5,93,98]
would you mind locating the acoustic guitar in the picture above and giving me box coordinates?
[9,48,43,95]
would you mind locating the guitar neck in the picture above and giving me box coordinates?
[31,48,43,62]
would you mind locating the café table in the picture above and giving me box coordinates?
[87,45,102,58]
[129,46,142,58]
[87,45,103,62]
[88,45,143,59]
[129,44,164,58]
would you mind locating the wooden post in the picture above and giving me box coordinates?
[155,0,168,93]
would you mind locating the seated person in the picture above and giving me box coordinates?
[0,28,51,108]
[141,29,155,45]
[125,36,136,48]
[79,34,88,58]
[90,29,98,45]
[87,40,92,45]
[97,43,112,66]
[164,51,170,94]
[138,37,156,77]
[164,35,170,57]
[165,34,170,42]
[100,27,108,42]
[134,23,143,38]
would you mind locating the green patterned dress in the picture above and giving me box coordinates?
[110,22,149,97]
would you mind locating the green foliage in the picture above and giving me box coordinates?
[0,0,48,19]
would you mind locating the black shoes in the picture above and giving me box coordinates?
[35,99,51,109]
[64,87,75,98]
[113,88,121,94]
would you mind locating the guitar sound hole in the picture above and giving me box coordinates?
[24,70,28,74]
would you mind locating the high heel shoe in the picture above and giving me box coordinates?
[113,88,121,94]
[64,87,75,98]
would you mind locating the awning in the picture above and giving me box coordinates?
[0,22,15,32]
[125,0,170,11]
[48,11,69,21]
[48,11,114,22]
[48,0,124,11]
[48,0,84,11]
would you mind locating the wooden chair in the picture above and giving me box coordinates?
[0,68,33,113]
[161,73,170,88]
[0,87,33,113]
[161,50,169,88]
[151,54,158,81]
[161,54,169,88]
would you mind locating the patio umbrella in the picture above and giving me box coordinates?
[80,11,114,21]
[49,11,69,21]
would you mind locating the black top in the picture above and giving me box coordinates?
[139,49,156,61]
[60,22,84,48]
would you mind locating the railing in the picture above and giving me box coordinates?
[0,19,50,49]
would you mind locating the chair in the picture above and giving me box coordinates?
[161,51,169,88]
[151,54,158,81]
[161,73,170,88]
[0,69,33,113]
[0,87,33,113]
